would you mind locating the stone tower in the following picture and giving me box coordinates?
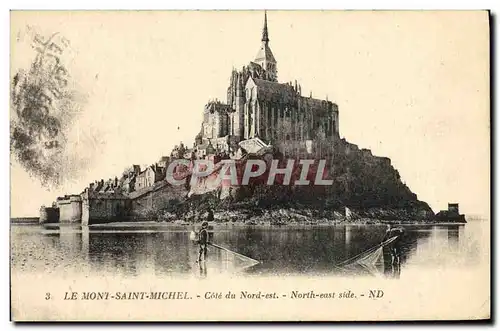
[234,73,245,139]
[254,11,277,82]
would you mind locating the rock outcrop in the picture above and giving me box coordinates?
[144,137,435,223]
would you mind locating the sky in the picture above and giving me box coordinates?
[10,11,490,218]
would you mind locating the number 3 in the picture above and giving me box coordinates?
[45,293,51,300]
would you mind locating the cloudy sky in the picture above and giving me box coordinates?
[10,11,489,217]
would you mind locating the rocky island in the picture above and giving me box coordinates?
[39,12,462,226]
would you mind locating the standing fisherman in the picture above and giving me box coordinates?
[197,221,209,262]
[383,224,404,265]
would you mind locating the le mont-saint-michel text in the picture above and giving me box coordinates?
[61,290,384,301]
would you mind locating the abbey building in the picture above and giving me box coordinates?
[195,12,340,157]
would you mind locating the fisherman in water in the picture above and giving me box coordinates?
[197,221,209,263]
[383,225,404,265]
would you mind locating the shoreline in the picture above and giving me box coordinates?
[11,219,468,228]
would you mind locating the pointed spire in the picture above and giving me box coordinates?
[262,11,269,44]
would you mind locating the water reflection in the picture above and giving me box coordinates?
[10,222,480,279]
[198,260,207,278]
[384,260,401,279]
[447,225,460,249]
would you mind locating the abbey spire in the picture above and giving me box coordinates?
[261,11,269,44]
[254,11,277,81]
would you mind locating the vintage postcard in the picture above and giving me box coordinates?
[9,10,490,321]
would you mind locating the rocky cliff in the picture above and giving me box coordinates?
[146,137,434,223]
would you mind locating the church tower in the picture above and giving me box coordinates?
[254,11,277,82]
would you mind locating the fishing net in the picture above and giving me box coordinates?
[211,243,260,271]
[335,236,398,275]
[192,242,260,278]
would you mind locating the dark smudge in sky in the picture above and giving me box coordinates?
[11,29,99,190]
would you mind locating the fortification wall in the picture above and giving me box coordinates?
[130,183,188,219]
[57,196,82,223]
[81,196,131,225]
[80,189,132,225]
[39,207,60,224]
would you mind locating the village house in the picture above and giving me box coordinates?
[121,174,137,193]
[193,140,216,159]
[157,156,170,168]
[135,164,166,191]
[170,143,187,159]
[116,164,142,193]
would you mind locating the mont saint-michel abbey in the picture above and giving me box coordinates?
[43,12,431,225]
[193,12,340,158]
